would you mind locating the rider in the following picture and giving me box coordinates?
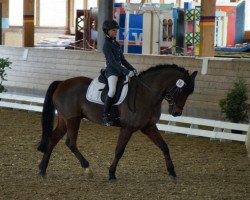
[102,19,137,126]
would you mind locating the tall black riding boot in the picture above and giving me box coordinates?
[103,96,113,126]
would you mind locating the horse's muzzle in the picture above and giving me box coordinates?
[169,104,182,117]
[172,111,182,117]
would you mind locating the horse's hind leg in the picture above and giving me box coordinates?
[65,117,91,176]
[142,125,177,180]
[109,127,133,180]
[39,115,67,176]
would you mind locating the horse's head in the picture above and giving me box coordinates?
[165,70,198,117]
[137,64,198,117]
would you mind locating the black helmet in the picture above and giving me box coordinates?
[102,20,120,32]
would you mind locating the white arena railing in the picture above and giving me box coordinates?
[0,93,44,112]
[0,92,249,142]
[157,114,249,142]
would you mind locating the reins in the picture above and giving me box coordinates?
[127,75,186,113]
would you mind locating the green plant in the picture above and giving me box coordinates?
[0,58,12,93]
[219,78,249,123]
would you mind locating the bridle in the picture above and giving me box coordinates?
[164,82,188,114]
[134,75,186,110]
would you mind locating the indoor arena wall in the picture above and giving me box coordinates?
[0,46,249,120]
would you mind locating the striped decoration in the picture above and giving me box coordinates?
[200,16,215,26]
[23,15,34,23]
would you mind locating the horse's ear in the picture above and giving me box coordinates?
[191,71,198,79]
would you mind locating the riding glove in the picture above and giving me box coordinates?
[128,71,135,77]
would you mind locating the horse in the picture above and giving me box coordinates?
[37,64,198,181]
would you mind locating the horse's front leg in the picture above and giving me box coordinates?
[142,125,177,180]
[109,127,133,180]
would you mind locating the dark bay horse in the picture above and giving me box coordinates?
[37,64,197,180]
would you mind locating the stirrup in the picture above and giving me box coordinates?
[103,115,111,126]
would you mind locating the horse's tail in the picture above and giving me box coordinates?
[37,81,61,153]
[246,125,250,159]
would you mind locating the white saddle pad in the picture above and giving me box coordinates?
[86,77,128,105]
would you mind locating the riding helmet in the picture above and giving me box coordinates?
[102,20,120,32]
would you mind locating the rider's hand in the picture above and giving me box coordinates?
[128,71,134,77]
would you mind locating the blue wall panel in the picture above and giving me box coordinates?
[235,1,245,44]
[118,14,143,54]
[1,18,9,28]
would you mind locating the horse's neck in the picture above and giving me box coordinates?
[140,70,179,94]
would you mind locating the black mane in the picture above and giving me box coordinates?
[138,64,195,95]
[138,64,187,77]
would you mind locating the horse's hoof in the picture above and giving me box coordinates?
[84,167,93,178]
[38,171,46,177]
[168,170,177,183]
[168,169,177,177]
[169,175,177,183]
[109,178,117,182]
[109,174,117,181]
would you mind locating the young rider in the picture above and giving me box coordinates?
[102,19,137,126]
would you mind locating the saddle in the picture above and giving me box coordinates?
[86,69,129,105]
[98,69,128,103]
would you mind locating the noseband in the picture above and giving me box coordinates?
[163,80,186,111]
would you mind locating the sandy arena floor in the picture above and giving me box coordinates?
[0,109,249,200]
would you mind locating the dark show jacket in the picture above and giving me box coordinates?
[102,35,135,78]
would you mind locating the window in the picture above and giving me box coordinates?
[151,0,161,3]
[130,0,143,3]
[74,0,83,28]
[9,0,37,26]
[88,1,97,8]
[75,0,97,10]
[40,0,66,27]
[9,0,23,26]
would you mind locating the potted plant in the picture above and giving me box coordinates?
[0,58,12,93]
[219,78,249,133]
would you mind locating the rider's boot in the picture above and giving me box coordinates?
[103,96,113,126]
